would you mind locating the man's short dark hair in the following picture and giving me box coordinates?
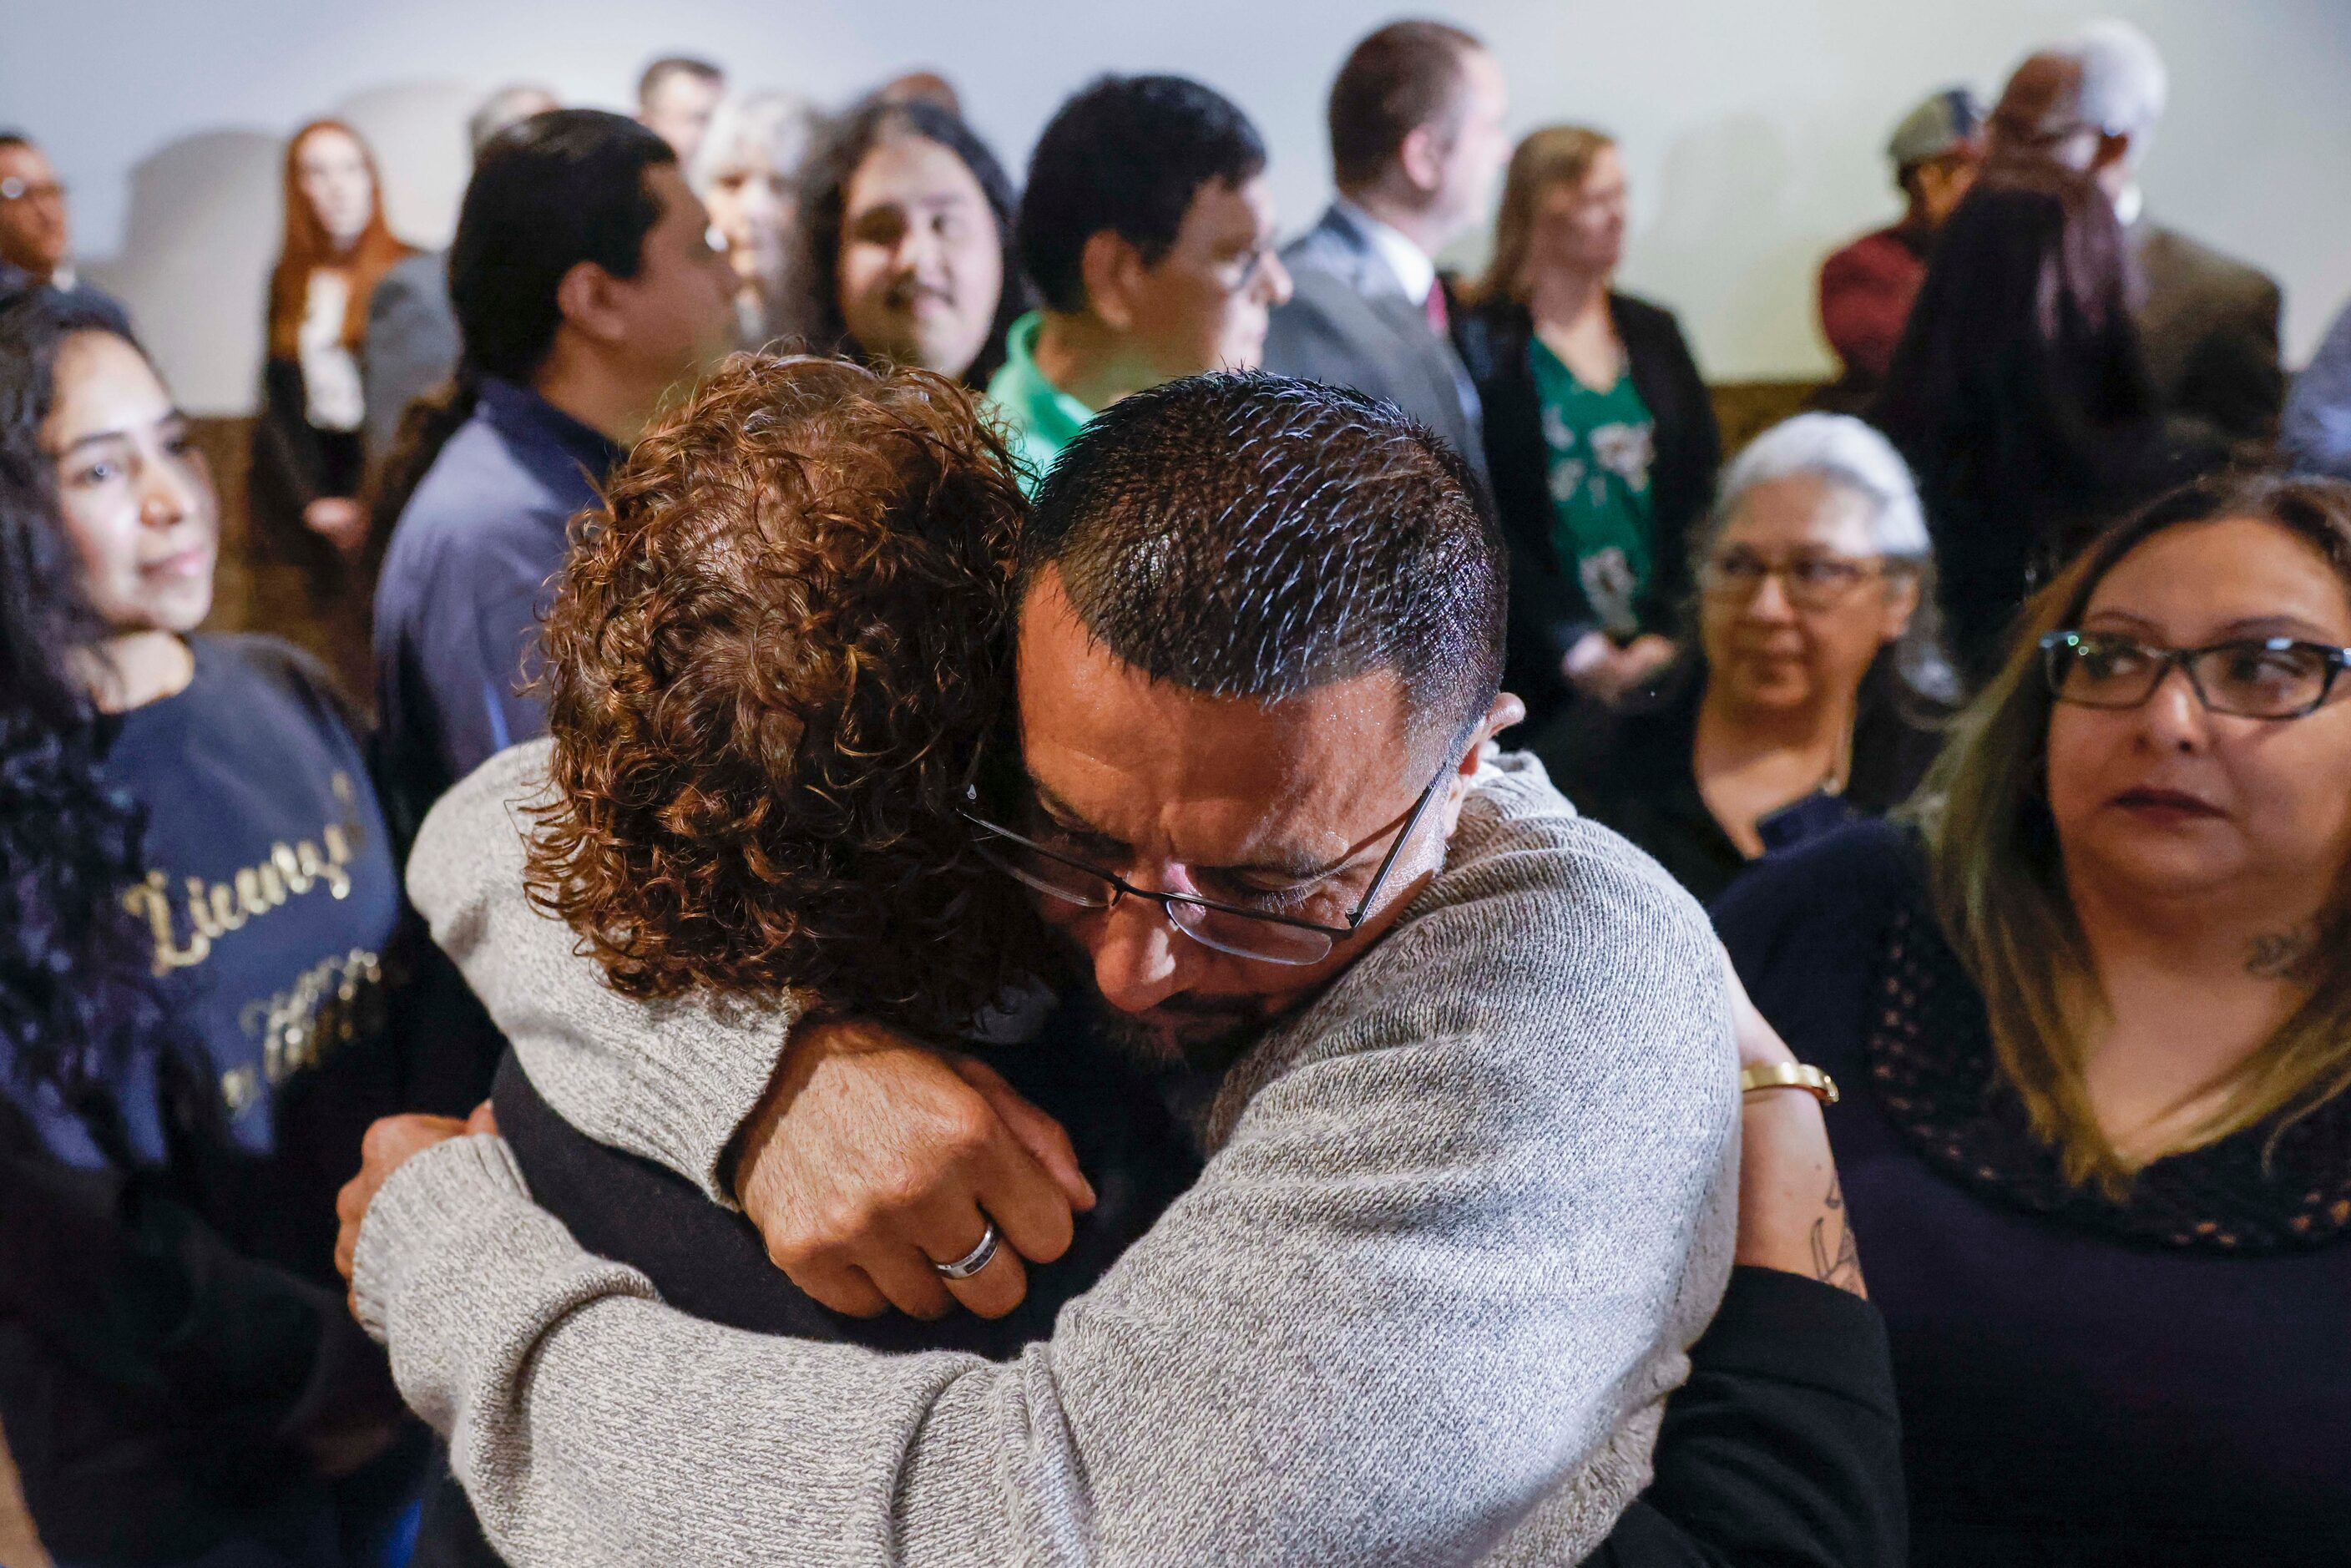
[1327,19,1483,190]
[1022,374,1505,741]
[639,55,722,107]
[450,109,673,383]
[1016,75,1267,316]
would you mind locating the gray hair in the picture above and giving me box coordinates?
[1705,413,1957,704]
[2056,18,2168,165]
[690,91,819,195]
[468,83,559,159]
[1707,412,1931,560]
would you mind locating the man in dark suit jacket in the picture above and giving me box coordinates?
[1263,19,1512,483]
[362,250,459,462]
[1987,19,2283,444]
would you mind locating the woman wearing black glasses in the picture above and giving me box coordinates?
[1713,473,2351,1565]
[1535,412,1956,903]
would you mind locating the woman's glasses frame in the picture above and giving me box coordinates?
[1696,545,1901,613]
[2039,630,2351,721]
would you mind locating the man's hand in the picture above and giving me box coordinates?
[732,1018,1096,1323]
[334,1103,498,1305]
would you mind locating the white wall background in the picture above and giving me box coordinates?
[6,0,2347,416]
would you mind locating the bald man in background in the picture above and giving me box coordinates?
[1988,18,2283,444]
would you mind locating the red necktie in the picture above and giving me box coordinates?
[1424,281,1450,336]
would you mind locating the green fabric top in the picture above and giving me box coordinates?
[1528,337,1659,640]
[983,311,1096,496]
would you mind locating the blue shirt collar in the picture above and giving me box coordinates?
[475,377,624,480]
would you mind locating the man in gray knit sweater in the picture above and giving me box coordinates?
[339,374,1738,1564]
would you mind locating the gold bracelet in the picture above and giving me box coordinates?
[1739,1061,1840,1105]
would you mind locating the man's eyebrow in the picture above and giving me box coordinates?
[1027,777,1354,882]
[1029,779,1124,844]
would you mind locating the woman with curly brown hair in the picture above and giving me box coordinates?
[392,351,1200,1560]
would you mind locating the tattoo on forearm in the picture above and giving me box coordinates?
[1808,1171,1865,1296]
[2247,926,2319,979]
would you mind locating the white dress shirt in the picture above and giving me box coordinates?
[1333,195,1437,306]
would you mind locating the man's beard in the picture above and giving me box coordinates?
[1085,993,1275,1079]
[1040,926,1277,1079]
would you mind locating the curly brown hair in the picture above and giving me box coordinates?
[525,353,1035,1035]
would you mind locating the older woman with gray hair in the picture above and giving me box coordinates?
[1534,412,1954,903]
[690,91,819,344]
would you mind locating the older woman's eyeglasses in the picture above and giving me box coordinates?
[1698,546,1886,611]
[2040,630,2351,720]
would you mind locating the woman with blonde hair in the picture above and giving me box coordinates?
[1714,473,2351,1564]
[1455,124,1719,723]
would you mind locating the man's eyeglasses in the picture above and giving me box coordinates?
[2040,630,2351,720]
[959,744,1463,967]
[1698,547,1891,612]
[0,177,66,205]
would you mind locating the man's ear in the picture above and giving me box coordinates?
[1433,691,1523,842]
[1394,124,1446,200]
[1078,230,1141,332]
[554,257,628,349]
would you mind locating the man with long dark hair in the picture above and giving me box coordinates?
[370,109,736,839]
[781,94,1028,388]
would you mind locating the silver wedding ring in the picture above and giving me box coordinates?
[932,1219,1001,1281]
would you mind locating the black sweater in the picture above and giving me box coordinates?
[1715,822,2351,1565]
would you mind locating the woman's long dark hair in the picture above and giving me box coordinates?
[781,95,1029,389]
[0,297,183,1125]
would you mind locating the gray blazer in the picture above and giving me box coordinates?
[1263,204,1489,483]
[2130,220,2283,445]
[363,250,461,463]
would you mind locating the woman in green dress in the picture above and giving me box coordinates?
[1454,125,1722,727]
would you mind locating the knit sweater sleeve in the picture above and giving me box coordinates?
[356,761,1738,1566]
[406,737,801,1204]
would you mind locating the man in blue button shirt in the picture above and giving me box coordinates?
[372,109,736,837]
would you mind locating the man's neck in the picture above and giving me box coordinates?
[1338,186,1446,263]
[533,342,654,447]
[1029,311,1160,413]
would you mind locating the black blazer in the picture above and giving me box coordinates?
[1455,294,1722,726]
